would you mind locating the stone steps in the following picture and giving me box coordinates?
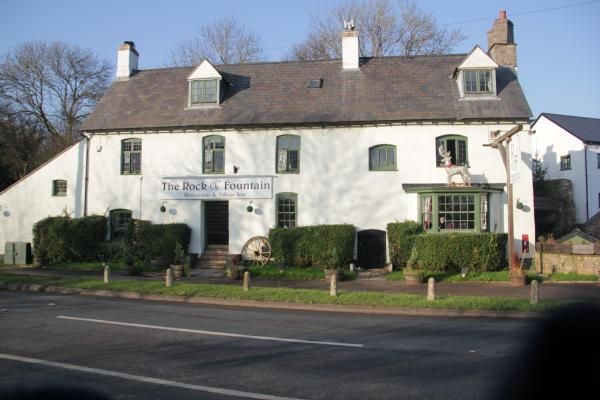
[196,245,228,269]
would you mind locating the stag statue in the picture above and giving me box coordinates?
[438,145,471,187]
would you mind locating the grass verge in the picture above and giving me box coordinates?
[548,272,598,282]
[249,266,357,281]
[0,274,576,312]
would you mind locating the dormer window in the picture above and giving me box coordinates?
[187,60,222,108]
[456,46,498,99]
[464,69,493,94]
[191,79,219,104]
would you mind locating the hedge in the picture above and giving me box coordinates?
[387,221,424,269]
[126,220,191,263]
[269,224,355,268]
[32,216,108,262]
[407,233,508,273]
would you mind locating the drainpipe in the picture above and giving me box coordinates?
[584,143,589,221]
[80,132,92,217]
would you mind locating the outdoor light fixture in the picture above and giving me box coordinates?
[160,201,167,213]
[246,201,253,213]
[234,165,239,174]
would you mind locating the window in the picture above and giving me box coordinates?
[369,145,397,171]
[276,135,300,173]
[276,193,297,228]
[110,209,132,240]
[190,79,219,105]
[560,155,571,171]
[122,139,142,175]
[419,192,488,232]
[463,69,493,94]
[52,180,67,196]
[597,153,600,169]
[203,135,225,173]
[436,135,467,167]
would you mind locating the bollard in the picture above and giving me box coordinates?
[427,277,436,301]
[103,263,110,283]
[329,273,338,297]
[349,263,355,272]
[243,271,250,291]
[530,279,540,305]
[165,268,173,287]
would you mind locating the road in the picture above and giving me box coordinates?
[0,291,540,400]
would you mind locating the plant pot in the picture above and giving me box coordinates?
[404,270,424,284]
[171,264,184,279]
[510,274,527,286]
[324,268,342,282]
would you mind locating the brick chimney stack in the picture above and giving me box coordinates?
[116,41,139,81]
[487,10,517,69]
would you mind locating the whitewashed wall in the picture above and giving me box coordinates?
[0,123,536,259]
[531,116,597,223]
[0,142,86,246]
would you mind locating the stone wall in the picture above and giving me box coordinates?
[534,243,600,275]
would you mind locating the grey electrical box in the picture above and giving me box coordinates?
[4,242,32,265]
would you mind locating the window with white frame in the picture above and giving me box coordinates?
[463,69,493,94]
[560,155,571,171]
[276,193,297,228]
[203,135,225,173]
[419,192,488,232]
[121,139,142,174]
[369,145,397,171]
[276,135,300,173]
[190,79,219,105]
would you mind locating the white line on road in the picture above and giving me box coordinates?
[0,353,306,400]
[57,315,364,348]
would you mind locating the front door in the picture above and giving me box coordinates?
[205,201,229,245]
[357,229,386,269]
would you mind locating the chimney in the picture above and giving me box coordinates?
[116,41,139,81]
[341,20,359,70]
[487,10,517,69]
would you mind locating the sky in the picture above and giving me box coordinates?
[2,0,599,119]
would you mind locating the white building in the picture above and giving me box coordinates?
[0,12,536,266]
[531,113,600,224]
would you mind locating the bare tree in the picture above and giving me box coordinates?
[0,104,49,190]
[0,41,111,148]
[288,0,465,60]
[169,17,263,66]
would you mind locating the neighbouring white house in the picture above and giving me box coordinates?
[0,11,536,267]
[531,113,600,224]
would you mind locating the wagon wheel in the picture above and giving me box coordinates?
[241,236,271,267]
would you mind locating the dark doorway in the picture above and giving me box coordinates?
[205,201,229,245]
[357,229,386,269]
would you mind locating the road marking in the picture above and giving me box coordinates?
[0,353,306,400]
[57,315,364,348]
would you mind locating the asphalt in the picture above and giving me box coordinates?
[1,265,599,318]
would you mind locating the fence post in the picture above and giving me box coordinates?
[103,264,110,283]
[330,274,338,297]
[243,271,251,291]
[166,268,173,287]
[530,279,540,304]
[427,277,436,301]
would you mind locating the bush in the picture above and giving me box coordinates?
[407,233,508,273]
[125,220,191,263]
[387,221,424,269]
[32,216,108,262]
[269,224,355,268]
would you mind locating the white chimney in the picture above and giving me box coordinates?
[341,20,359,70]
[116,41,139,81]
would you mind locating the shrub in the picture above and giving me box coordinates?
[32,216,107,262]
[269,224,355,268]
[125,220,191,263]
[387,221,424,269]
[407,233,508,273]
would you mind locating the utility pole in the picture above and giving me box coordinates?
[485,124,523,260]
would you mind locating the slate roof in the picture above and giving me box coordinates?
[534,113,600,144]
[82,55,532,132]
